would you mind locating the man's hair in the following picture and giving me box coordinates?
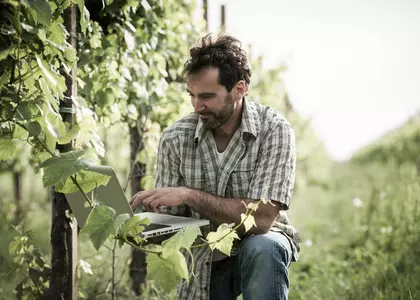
[184,34,252,92]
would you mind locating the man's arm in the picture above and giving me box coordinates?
[187,121,295,232]
[152,133,188,216]
[133,122,296,234]
[185,189,282,234]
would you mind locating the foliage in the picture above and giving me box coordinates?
[77,200,259,293]
[77,0,204,190]
[289,162,420,300]
[78,0,202,127]
[8,226,51,299]
[0,0,251,297]
[0,0,103,164]
[352,112,420,167]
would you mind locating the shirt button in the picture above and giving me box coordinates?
[205,261,210,266]
[204,287,208,291]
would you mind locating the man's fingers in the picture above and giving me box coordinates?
[143,193,161,212]
[130,190,154,209]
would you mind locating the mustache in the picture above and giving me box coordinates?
[198,111,214,116]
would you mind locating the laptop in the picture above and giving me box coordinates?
[64,165,209,239]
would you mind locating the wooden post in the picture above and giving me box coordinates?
[203,0,208,31]
[13,171,22,224]
[220,4,226,33]
[129,124,148,295]
[48,4,78,300]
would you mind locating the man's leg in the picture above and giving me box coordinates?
[210,257,237,300]
[234,232,292,300]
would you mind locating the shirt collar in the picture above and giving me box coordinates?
[194,97,261,142]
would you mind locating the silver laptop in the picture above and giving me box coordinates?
[64,165,209,239]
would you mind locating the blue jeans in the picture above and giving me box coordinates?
[210,232,292,300]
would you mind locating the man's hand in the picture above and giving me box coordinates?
[130,187,191,212]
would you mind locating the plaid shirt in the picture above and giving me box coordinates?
[156,98,301,300]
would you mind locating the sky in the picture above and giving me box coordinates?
[202,0,420,160]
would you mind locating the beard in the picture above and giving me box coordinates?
[200,94,235,129]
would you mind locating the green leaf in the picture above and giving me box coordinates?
[120,215,150,242]
[0,139,17,161]
[260,197,270,205]
[15,101,42,120]
[64,47,77,63]
[40,150,94,188]
[161,226,201,259]
[13,125,28,140]
[57,123,80,144]
[77,0,89,34]
[206,224,240,256]
[35,55,57,87]
[49,22,65,45]
[3,0,19,6]
[80,206,128,250]
[33,151,51,164]
[21,23,46,42]
[79,259,92,275]
[140,0,151,11]
[246,202,259,212]
[44,112,64,138]
[0,72,9,89]
[37,28,46,41]
[25,0,52,26]
[56,170,110,194]
[0,46,15,61]
[241,213,256,232]
[124,30,135,51]
[45,129,57,153]
[8,237,23,257]
[146,251,188,293]
[38,77,56,108]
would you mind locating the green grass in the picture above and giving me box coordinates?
[1,155,419,299]
[289,162,420,300]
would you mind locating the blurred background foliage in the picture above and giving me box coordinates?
[0,0,419,299]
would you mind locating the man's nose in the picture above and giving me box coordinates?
[193,98,206,113]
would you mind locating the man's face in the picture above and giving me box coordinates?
[187,67,235,129]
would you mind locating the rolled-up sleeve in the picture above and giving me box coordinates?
[155,134,188,216]
[247,122,296,209]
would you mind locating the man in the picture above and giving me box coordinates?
[130,34,301,300]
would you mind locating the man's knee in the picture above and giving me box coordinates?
[240,232,291,266]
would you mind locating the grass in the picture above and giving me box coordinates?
[288,162,420,300]
[0,158,419,299]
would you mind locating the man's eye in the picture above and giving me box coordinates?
[202,94,214,99]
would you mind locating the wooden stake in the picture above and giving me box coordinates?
[48,4,78,300]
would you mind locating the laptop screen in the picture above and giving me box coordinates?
[64,165,134,227]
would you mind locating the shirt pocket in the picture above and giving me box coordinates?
[227,169,255,198]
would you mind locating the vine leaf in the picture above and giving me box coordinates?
[241,213,256,232]
[0,46,16,61]
[118,215,150,244]
[206,223,240,256]
[35,55,57,87]
[0,139,17,161]
[80,205,130,250]
[56,170,110,194]
[146,251,188,293]
[24,0,52,26]
[40,150,94,189]
[161,226,201,259]
[57,123,80,144]
[78,259,93,275]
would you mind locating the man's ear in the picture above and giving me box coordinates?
[234,80,247,100]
